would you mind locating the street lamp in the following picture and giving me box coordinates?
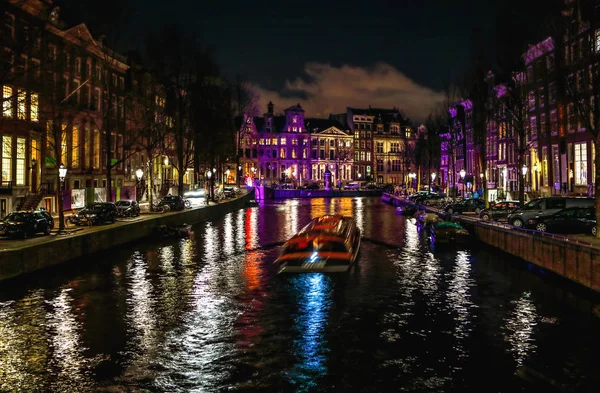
[135,168,144,201]
[408,172,416,190]
[522,164,528,176]
[59,164,67,184]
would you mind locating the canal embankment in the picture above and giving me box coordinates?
[383,193,600,292]
[0,190,255,281]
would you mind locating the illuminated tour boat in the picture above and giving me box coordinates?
[275,215,361,273]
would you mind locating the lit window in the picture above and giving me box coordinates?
[61,123,67,165]
[2,135,12,182]
[272,138,277,145]
[16,137,24,185]
[72,126,79,168]
[280,148,286,158]
[293,116,297,123]
[3,85,12,118]
[575,142,588,185]
[596,29,600,52]
[280,138,286,145]
[17,89,26,119]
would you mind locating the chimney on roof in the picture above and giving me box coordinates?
[267,101,274,115]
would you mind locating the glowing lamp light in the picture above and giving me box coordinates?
[459,169,466,179]
[135,168,143,181]
[533,163,539,172]
[431,173,436,182]
[212,168,216,173]
[479,173,484,178]
[207,170,212,179]
[58,164,67,182]
[521,165,528,176]
[502,167,508,177]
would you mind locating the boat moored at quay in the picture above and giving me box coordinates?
[275,215,361,273]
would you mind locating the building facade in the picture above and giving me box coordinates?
[238,104,416,187]
[0,0,133,217]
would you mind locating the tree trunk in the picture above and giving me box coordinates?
[518,153,525,205]
[594,138,600,238]
[148,160,154,211]
[178,156,184,196]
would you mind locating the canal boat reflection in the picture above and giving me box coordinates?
[286,273,332,391]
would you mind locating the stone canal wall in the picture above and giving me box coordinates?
[383,193,600,292]
[0,190,255,281]
[469,221,600,292]
[272,189,382,199]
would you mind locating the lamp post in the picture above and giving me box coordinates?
[459,169,466,198]
[207,170,212,202]
[238,165,242,187]
[408,172,416,191]
[136,168,143,201]
[533,163,539,191]
[522,164,528,194]
[58,164,67,231]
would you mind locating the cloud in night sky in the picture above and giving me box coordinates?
[252,62,444,124]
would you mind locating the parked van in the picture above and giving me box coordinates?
[506,197,594,228]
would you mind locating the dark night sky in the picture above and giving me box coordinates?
[59,0,546,121]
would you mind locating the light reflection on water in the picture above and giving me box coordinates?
[505,292,538,369]
[447,251,476,368]
[287,273,332,391]
[0,197,598,392]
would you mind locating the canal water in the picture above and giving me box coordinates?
[1,197,600,392]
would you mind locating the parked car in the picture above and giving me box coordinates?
[414,192,446,205]
[344,182,360,190]
[408,191,431,201]
[507,197,594,228]
[479,201,521,221]
[74,202,117,225]
[302,183,320,190]
[527,207,596,235]
[0,211,53,238]
[156,195,186,211]
[362,182,377,190]
[444,198,486,214]
[377,183,395,193]
[115,200,140,217]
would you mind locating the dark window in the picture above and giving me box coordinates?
[546,198,566,209]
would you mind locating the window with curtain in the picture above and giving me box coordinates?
[16,138,24,185]
[2,136,12,182]
[575,142,588,186]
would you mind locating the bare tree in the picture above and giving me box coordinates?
[461,26,493,206]
[146,24,220,197]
